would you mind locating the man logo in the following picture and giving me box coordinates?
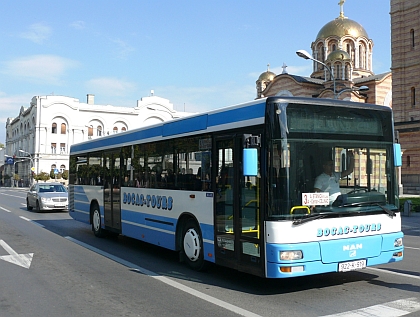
[343,244,362,251]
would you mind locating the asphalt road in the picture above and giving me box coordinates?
[0,187,419,317]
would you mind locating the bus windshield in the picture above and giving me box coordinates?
[267,102,398,219]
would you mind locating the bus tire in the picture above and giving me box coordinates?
[92,205,105,238]
[182,219,207,271]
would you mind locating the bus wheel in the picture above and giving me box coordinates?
[182,219,207,271]
[92,206,105,238]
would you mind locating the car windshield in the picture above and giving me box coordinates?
[38,185,67,193]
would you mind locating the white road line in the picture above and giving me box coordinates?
[65,236,261,317]
[19,216,31,222]
[0,207,11,213]
[405,246,420,250]
[320,297,420,317]
[367,267,420,280]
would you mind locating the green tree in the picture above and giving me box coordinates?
[34,172,50,182]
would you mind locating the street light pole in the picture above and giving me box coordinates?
[336,85,369,98]
[296,49,337,99]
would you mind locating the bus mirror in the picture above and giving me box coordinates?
[243,148,258,176]
[394,143,402,167]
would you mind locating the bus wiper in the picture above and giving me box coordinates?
[293,214,327,225]
[375,203,396,217]
[340,201,396,218]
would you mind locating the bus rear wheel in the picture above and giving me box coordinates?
[182,219,207,271]
[92,206,105,238]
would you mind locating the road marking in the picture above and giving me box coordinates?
[0,192,26,199]
[320,297,420,317]
[0,207,11,213]
[19,216,31,221]
[0,240,33,269]
[367,267,420,280]
[405,246,420,250]
[65,236,261,317]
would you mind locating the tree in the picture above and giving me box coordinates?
[0,142,4,148]
[34,172,50,182]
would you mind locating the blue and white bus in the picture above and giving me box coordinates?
[69,96,403,278]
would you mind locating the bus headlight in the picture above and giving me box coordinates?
[280,250,303,261]
[394,238,403,247]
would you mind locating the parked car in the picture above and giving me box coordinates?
[26,182,68,212]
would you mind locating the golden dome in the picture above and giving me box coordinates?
[326,49,351,61]
[316,17,369,39]
[258,70,276,82]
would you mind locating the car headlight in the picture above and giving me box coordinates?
[41,197,52,203]
[280,250,303,261]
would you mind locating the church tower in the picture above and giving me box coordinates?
[255,0,391,106]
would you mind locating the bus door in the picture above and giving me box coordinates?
[103,150,121,232]
[215,135,263,276]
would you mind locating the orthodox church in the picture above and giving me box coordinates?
[255,1,392,108]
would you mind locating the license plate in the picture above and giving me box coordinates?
[338,259,366,272]
[55,204,65,207]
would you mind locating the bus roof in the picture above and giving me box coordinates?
[70,97,392,155]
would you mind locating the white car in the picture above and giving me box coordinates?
[26,182,68,212]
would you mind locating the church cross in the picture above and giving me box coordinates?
[338,0,346,18]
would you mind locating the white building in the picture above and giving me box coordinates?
[4,94,192,186]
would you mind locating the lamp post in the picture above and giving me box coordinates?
[19,150,34,186]
[336,85,369,98]
[296,49,337,99]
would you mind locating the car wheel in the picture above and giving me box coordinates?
[26,198,33,211]
[92,205,105,238]
[35,201,41,212]
[182,219,208,271]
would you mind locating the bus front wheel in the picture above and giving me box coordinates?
[92,206,105,238]
[182,219,207,271]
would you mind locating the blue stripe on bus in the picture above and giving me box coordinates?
[70,101,266,153]
[121,209,214,242]
[207,102,265,127]
[163,114,208,136]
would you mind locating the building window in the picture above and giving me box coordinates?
[411,87,416,107]
[61,123,66,134]
[51,143,56,154]
[411,29,415,48]
[60,164,66,173]
[52,123,57,134]
[407,155,411,167]
[97,126,102,136]
[113,127,118,134]
[60,143,66,154]
[121,127,127,132]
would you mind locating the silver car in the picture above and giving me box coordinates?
[26,182,68,212]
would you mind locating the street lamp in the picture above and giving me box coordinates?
[296,49,337,99]
[336,85,369,98]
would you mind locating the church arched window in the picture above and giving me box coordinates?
[411,87,416,107]
[411,29,415,48]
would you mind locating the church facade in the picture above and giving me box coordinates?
[391,0,420,194]
[255,3,392,107]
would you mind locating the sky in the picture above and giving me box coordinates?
[0,0,391,145]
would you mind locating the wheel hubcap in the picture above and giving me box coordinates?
[93,210,100,231]
[183,228,201,261]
